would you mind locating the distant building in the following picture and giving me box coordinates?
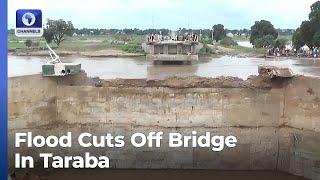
[227,33,234,37]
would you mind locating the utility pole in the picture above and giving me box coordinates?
[212,27,214,43]
[152,16,154,33]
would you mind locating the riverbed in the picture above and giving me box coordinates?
[8,55,320,79]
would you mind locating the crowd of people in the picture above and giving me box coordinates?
[266,45,320,58]
[297,46,320,58]
[146,33,199,43]
[266,47,291,57]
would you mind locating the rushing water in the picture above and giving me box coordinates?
[8,55,320,79]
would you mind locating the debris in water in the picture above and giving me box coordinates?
[258,65,294,79]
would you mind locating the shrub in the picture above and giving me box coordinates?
[254,35,275,48]
[121,44,142,53]
[312,31,320,47]
[25,39,32,48]
[199,44,213,55]
[220,37,238,47]
[200,35,212,45]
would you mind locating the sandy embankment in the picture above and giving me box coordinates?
[81,49,144,57]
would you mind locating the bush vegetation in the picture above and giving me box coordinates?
[220,37,238,47]
[120,44,143,53]
[25,39,32,48]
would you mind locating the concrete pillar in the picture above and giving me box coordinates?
[177,44,182,54]
[163,44,168,54]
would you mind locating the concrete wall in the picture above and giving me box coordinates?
[8,75,57,129]
[278,77,320,179]
[152,44,193,55]
[146,54,198,62]
[8,75,320,179]
[143,43,202,55]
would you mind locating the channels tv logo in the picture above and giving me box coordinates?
[15,9,43,37]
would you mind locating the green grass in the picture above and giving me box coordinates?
[120,44,144,53]
[218,43,265,55]
[8,33,145,52]
[8,41,52,49]
[8,42,28,49]
[8,32,266,56]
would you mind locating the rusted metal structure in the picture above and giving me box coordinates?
[42,44,81,76]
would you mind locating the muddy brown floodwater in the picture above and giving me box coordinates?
[8,55,320,79]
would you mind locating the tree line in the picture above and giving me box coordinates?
[8,19,295,48]
[12,0,319,49]
[293,1,320,48]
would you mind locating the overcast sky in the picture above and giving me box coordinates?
[8,0,318,30]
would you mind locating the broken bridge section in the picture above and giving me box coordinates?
[8,71,320,180]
